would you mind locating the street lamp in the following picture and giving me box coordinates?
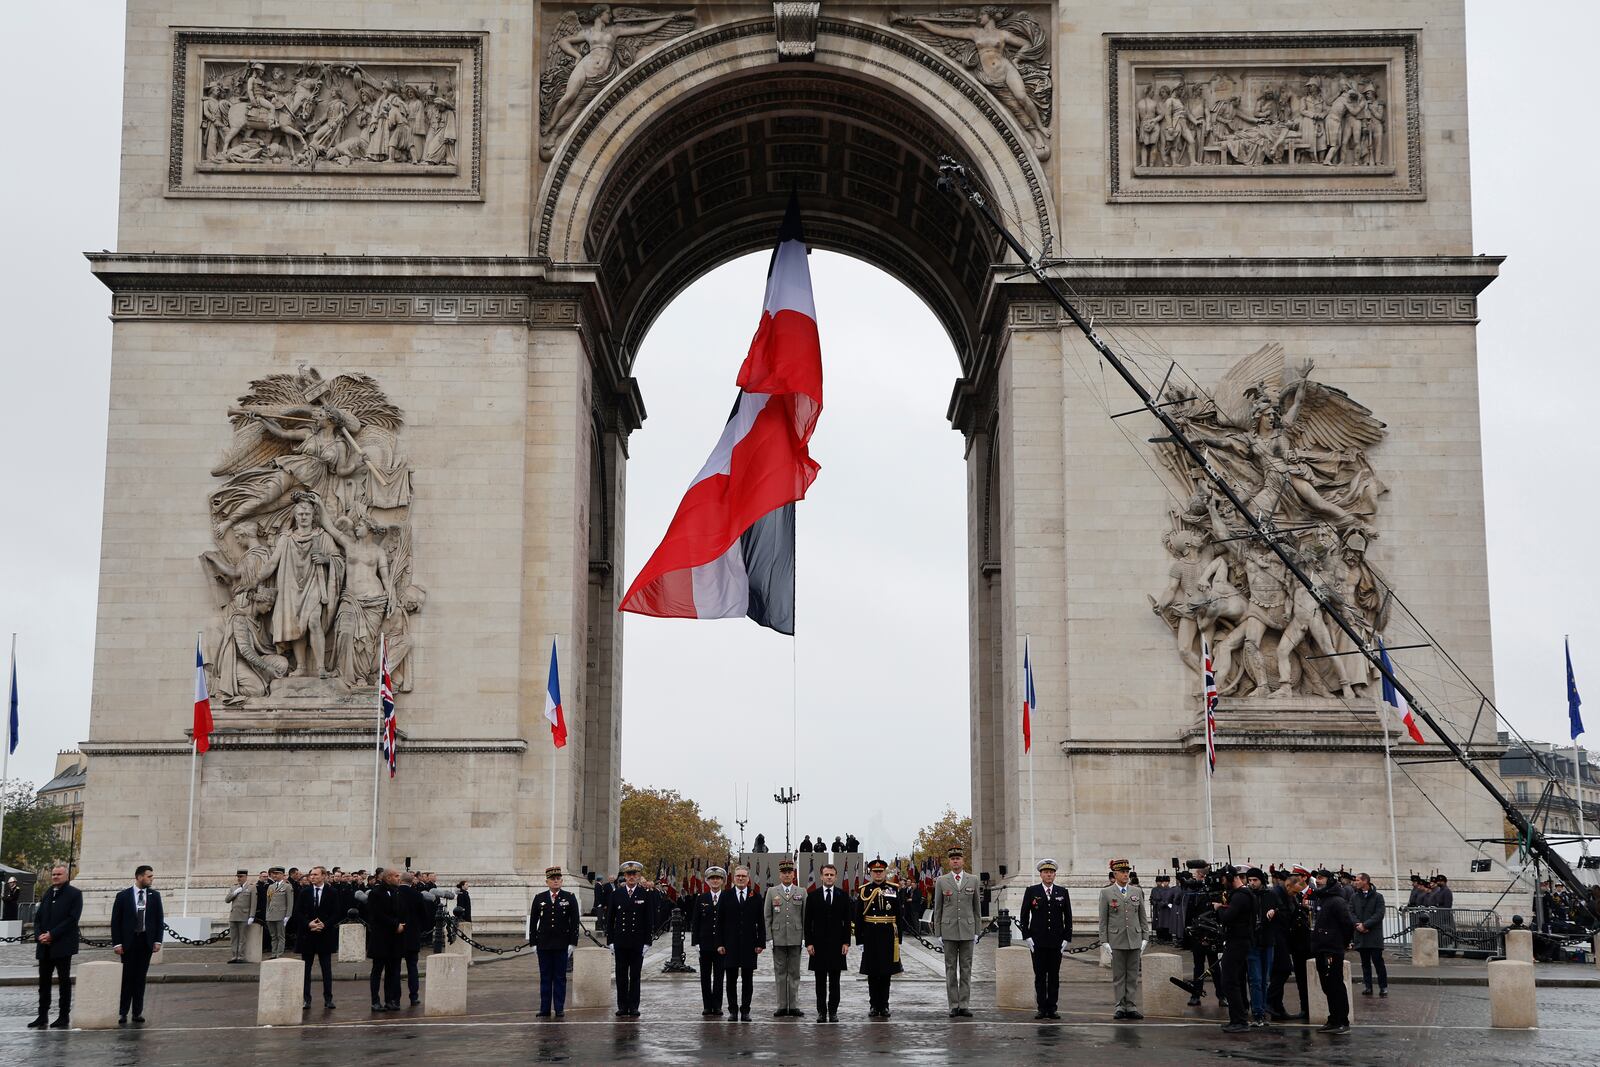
[773,787,800,854]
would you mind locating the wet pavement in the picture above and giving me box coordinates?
[0,942,1595,1066]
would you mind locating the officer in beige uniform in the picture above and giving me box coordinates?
[225,870,253,963]
[264,867,294,958]
[764,858,807,1017]
[1097,858,1147,1020]
[931,846,980,1018]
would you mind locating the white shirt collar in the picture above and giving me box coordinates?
[131,884,147,899]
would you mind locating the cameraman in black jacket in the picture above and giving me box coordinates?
[1267,866,1310,1020]
[1179,860,1223,1008]
[1309,868,1356,1034]
[1211,866,1255,1034]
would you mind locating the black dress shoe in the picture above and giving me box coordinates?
[385,1002,402,1011]
[1270,1011,1291,1021]
[773,1009,788,1018]
[791,1010,806,1018]
[1221,1022,1250,1033]
[303,998,312,1009]
[49,1016,70,1029]
[1125,1010,1143,1020]
[1048,1012,1061,1020]
[949,1009,960,1018]
[555,1011,564,1019]
[26,1016,47,1029]
[325,1002,336,1010]
[133,1016,145,1024]
[536,1011,551,1019]
[1034,1011,1047,1020]
[1379,990,1388,998]
[1360,987,1374,996]
[372,1001,387,1012]
[882,1010,891,1019]
[118,1016,127,1026]
[1187,996,1201,1007]
[828,1011,838,1022]
[740,1010,751,1021]
[959,1008,974,1017]
[409,996,420,1006]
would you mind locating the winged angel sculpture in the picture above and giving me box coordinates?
[538,4,699,160]
[199,367,424,706]
[1149,344,1393,701]
[891,7,1053,159]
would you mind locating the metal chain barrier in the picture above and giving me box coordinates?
[445,916,532,957]
[161,923,232,947]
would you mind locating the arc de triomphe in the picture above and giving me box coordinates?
[80,1,1502,919]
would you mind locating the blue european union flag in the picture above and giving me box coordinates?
[1568,638,1584,742]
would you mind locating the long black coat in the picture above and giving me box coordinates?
[529,889,581,950]
[1310,885,1355,953]
[365,884,405,960]
[295,884,343,955]
[1350,887,1385,949]
[34,883,83,961]
[1019,882,1073,948]
[803,885,852,973]
[456,889,473,924]
[716,888,766,969]
[1217,886,1256,945]
[397,885,430,955]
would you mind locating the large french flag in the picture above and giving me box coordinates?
[546,639,568,748]
[619,194,823,635]
[193,638,213,754]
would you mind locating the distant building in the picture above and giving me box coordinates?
[37,752,88,855]
[1497,733,1597,840]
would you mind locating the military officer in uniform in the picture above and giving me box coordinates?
[604,860,661,1018]
[932,845,980,1018]
[689,866,729,1016]
[1098,858,1147,1020]
[764,858,807,1017]
[804,862,852,1022]
[528,866,581,1019]
[1019,858,1073,1019]
[854,857,902,1019]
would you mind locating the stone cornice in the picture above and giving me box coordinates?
[80,735,529,755]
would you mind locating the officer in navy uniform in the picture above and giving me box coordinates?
[1019,858,1073,1019]
[528,865,581,1019]
[604,860,663,1018]
[689,866,729,1016]
[854,857,902,1019]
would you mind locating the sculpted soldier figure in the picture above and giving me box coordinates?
[764,858,807,1017]
[932,845,980,1018]
[897,8,1052,158]
[258,494,341,679]
[1019,858,1073,1019]
[854,858,902,1019]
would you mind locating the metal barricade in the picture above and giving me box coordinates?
[1400,906,1503,957]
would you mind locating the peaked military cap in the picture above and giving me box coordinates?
[946,846,965,858]
[619,861,644,874]
[705,866,727,879]
[1108,857,1131,872]
[544,866,563,879]
[867,857,888,870]
[1036,858,1058,872]
[778,859,796,872]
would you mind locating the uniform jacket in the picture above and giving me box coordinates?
[1350,887,1386,949]
[1310,884,1356,953]
[764,881,807,948]
[528,888,581,950]
[1019,882,1073,946]
[1097,882,1147,949]
[690,889,725,951]
[716,887,767,969]
[265,878,294,922]
[931,871,980,940]
[854,880,902,976]
[604,882,663,950]
[110,886,165,953]
[294,883,343,955]
[226,882,254,922]
[803,884,852,972]
[34,882,83,961]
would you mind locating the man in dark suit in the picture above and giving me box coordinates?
[296,865,342,1010]
[110,864,164,1025]
[254,869,271,954]
[529,865,581,1018]
[716,865,766,1021]
[397,872,429,1006]
[366,867,405,1011]
[1019,858,1073,1019]
[604,860,662,1018]
[803,862,851,1021]
[30,864,83,1029]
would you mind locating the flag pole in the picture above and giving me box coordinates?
[182,631,202,916]
[1025,634,1035,873]
[1575,739,1587,858]
[1572,638,1589,859]
[1,633,14,858]
[1204,755,1214,863]
[1377,688,1402,900]
[549,635,557,867]
[370,635,385,871]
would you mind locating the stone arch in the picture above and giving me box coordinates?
[535,15,1056,366]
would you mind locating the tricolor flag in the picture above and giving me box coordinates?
[1568,637,1585,741]
[1022,637,1035,754]
[546,639,568,749]
[619,193,823,635]
[1378,638,1426,744]
[1202,637,1218,773]
[379,636,397,777]
[193,638,213,754]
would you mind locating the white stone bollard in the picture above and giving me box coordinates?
[257,958,303,1026]
[424,952,468,1016]
[570,946,612,1009]
[1503,928,1533,963]
[73,961,122,1029]
[1412,926,1438,967]
[244,924,265,964]
[445,932,473,966]
[994,946,1035,1011]
[338,923,366,963]
[1306,958,1356,1026]
[1487,959,1537,1028]
[0,920,23,940]
[1099,943,1113,969]
[1141,952,1188,1018]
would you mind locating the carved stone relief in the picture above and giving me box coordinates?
[889,7,1053,159]
[539,5,700,161]
[200,366,423,709]
[1149,344,1391,701]
[774,2,822,61]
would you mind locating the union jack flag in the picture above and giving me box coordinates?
[1202,636,1218,774]
[379,635,397,778]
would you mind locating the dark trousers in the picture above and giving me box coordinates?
[698,951,724,1011]
[371,955,401,1005]
[1031,941,1062,1012]
[867,973,892,1013]
[303,949,334,1003]
[1268,946,1309,1014]
[38,958,71,1017]
[1358,946,1387,991]
[1219,941,1250,1025]
[402,952,420,1000]
[536,948,569,1014]
[814,968,841,1014]
[614,946,643,1013]
[726,963,754,1014]
[1191,946,1220,998]
[119,947,152,1017]
[1317,952,1350,1026]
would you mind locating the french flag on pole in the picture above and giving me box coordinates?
[1378,638,1426,744]
[193,638,213,754]
[1022,637,1034,754]
[619,193,823,635]
[546,639,567,749]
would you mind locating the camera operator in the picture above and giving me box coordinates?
[1179,860,1222,1008]
[1309,868,1355,1034]
[1210,866,1254,1034]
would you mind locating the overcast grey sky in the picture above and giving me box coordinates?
[0,2,1594,861]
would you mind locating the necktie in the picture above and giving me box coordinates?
[136,889,146,932]
[315,888,321,907]
[739,890,745,903]
[826,889,832,905]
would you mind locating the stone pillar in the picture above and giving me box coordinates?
[424,952,468,1016]
[1412,926,1438,967]
[1504,928,1533,963]
[337,924,366,963]
[1487,960,1537,1028]
[1306,958,1356,1026]
[571,946,612,1009]
[994,946,1035,1010]
[445,930,473,966]
[73,961,122,1029]
[243,926,265,964]
[256,957,303,1026]
[1141,952,1188,1017]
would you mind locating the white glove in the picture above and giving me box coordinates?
[1022,937,1035,951]
[1060,942,1069,956]
[246,917,255,926]
[1140,939,1148,952]
[567,945,575,959]
[608,944,615,955]
[973,935,980,945]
